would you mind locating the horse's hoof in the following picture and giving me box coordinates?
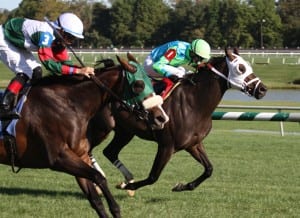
[116,180,135,197]
[127,189,135,197]
[124,182,136,191]
[116,181,126,189]
[172,183,185,192]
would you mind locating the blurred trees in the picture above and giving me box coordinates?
[0,0,298,49]
[277,0,300,48]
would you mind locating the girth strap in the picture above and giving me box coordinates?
[3,132,21,173]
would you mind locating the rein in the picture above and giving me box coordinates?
[206,62,262,96]
[206,63,231,88]
[90,73,149,120]
[90,74,132,111]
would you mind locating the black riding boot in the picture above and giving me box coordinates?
[0,90,19,120]
[0,73,29,120]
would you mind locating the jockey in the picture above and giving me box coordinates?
[0,12,94,120]
[143,39,211,96]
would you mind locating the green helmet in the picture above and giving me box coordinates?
[191,39,211,60]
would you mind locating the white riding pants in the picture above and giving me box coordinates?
[0,25,41,79]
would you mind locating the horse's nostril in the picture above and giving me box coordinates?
[156,115,166,123]
[260,86,267,93]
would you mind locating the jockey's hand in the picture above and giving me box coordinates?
[77,67,95,78]
[186,70,194,74]
[176,66,186,77]
[197,63,206,70]
[168,75,180,83]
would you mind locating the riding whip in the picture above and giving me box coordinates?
[44,17,133,112]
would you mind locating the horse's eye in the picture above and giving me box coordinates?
[237,64,246,74]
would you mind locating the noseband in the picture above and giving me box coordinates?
[206,59,262,96]
[243,77,262,96]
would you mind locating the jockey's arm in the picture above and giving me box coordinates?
[38,46,93,77]
[153,56,186,78]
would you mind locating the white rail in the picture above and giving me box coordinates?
[215,105,300,136]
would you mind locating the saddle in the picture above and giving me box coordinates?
[152,78,180,100]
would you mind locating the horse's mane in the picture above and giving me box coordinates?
[208,55,226,69]
[31,73,87,87]
[184,55,226,82]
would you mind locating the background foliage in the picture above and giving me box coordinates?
[0,0,299,49]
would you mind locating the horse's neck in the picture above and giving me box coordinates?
[96,66,124,96]
[178,68,228,115]
[206,58,229,104]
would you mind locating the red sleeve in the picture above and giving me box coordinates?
[38,47,79,75]
[52,47,69,61]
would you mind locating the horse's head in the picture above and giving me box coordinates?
[117,53,169,129]
[224,48,267,99]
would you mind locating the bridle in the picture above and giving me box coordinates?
[206,55,262,96]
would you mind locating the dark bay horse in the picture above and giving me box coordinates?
[0,56,168,217]
[89,48,267,195]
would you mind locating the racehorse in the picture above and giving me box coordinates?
[0,56,168,217]
[89,48,268,195]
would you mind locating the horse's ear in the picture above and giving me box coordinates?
[127,52,138,63]
[225,47,234,61]
[116,55,137,73]
[233,47,239,56]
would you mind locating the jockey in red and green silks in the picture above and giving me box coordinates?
[0,13,94,120]
[143,39,211,97]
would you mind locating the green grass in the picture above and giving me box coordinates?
[0,128,299,218]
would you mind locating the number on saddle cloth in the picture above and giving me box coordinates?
[123,61,154,106]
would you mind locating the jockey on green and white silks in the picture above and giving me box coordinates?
[0,13,94,120]
[0,15,83,77]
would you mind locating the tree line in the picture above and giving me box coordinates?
[0,0,299,50]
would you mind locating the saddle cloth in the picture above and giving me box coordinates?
[0,94,27,138]
[153,79,180,100]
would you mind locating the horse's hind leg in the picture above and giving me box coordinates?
[172,142,213,192]
[50,147,120,218]
[76,177,108,218]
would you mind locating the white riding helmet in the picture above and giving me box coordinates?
[53,12,84,39]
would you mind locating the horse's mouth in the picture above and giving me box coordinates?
[151,114,169,130]
[254,85,268,99]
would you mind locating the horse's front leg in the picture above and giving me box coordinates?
[103,128,135,187]
[124,143,173,191]
[172,141,213,192]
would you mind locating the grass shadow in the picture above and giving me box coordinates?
[0,187,84,199]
